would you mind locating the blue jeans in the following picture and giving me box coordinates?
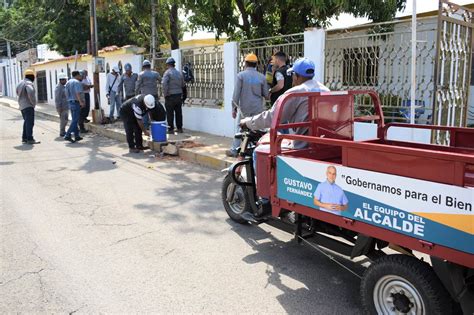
[21,107,35,141]
[65,100,81,138]
[109,91,122,119]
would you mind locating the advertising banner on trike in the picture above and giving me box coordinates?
[277,156,474,254]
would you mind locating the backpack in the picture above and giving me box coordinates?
[182,63,195,83]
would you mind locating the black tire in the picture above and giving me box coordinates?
[221,174,251,224]
[360,254,454,315]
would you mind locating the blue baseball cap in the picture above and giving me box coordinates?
[287,58,315,78]
[166,57,176,64]
[124,63,132,71]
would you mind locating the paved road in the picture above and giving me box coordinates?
[0,105,364,313]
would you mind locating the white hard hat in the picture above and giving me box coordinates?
[112,66,120,73]
[144,94,155,109]
[58,73,68,80]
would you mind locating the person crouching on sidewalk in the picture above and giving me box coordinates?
[120,94,156,153]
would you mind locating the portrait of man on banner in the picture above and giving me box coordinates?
[313,165,349,215]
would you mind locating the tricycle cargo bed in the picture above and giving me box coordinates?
[263,91,474,268]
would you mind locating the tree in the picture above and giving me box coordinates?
[183,0,407,40]
[0,0,63,55]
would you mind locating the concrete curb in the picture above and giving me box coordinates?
[0,100,232,170]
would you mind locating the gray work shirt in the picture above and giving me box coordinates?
[119,73,138,97]
[65,78,84,102]
[135,69,161,96]
[232,67,269,117]
[16,79,36,110]
[54,83,68,111]
[242,80,330,149]
[162,67,184,97]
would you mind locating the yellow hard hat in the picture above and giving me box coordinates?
[244,53,258,63]
[24,69,35,76]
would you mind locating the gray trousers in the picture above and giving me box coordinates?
[231,111,250,151]
[57,107,69,135]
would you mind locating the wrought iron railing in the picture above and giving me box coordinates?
[325,18,438,125]
[433,0,474,143]
[181,45,224,107]
[238,33,304,72]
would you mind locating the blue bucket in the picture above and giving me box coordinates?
[150,121,167,142]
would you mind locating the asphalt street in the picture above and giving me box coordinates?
[0,105,364,313]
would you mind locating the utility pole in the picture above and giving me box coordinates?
[151,0,156,68]
[4,0,12,97]
[90,0,102,123]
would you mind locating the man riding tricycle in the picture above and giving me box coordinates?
[222,78,474,314]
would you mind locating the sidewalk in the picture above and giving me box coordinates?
[0,97,235,170]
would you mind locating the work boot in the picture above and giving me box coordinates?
[177,128,184,133]
[75,136,84,142]
[26,139,41,144]
[64,136,75,143]
[136,145,149,151]
[22,139,27,144]
[225,149,237,158]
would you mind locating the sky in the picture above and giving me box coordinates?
[182,0,474,41]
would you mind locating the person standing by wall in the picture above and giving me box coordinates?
[135,60,160,97]
[162,57,185,134]
[79,69,93,133]
[226,53,269,157]
[118,63,138,102]
[106,66,122,122]
[55,73,69,137]
[64,70,85,143]
[16,69,40,144]
[135,60,160,130]
[269,51,293,105]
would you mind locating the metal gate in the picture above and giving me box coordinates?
[433,0,474,136]
[36,70,47,103]
[181,45,224,107]
[238,33,304,72]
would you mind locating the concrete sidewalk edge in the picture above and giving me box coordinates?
[0,100,233,170]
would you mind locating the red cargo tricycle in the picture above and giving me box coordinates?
[222,90,474,314]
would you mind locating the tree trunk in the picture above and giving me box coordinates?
[169,4,179,49]
[235,0,251,38]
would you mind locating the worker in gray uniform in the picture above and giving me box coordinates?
[135,59,160,129]
[135,59,160,98]
[226,53,269,157]
[16,69,40,144]
[119,63,138,101]
[241,58,330,150]
[162,57,185,134]
[55,73,69,137]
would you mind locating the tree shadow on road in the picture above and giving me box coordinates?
[132,161,225,235]
[75,134,122,173]
[229,221,365,314]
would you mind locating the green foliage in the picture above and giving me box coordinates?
[0,0,64,54]
[1,0,406,57]
[182,0,406,40]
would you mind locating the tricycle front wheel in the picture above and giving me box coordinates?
[221,175,251,224]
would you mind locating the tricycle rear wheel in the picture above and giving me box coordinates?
[360,254,455,315]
